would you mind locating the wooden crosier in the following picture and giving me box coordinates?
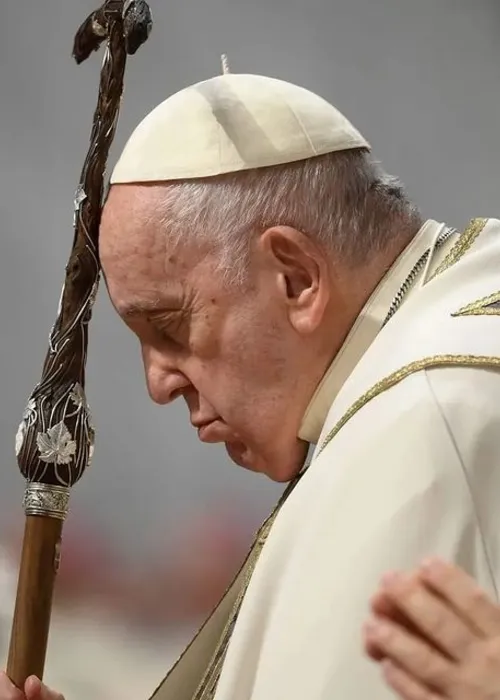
[6,0,152,687]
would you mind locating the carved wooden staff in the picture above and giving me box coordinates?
[6,0,152,688]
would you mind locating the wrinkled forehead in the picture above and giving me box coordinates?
[100,185,180,298]
[99,184,211,311]
[100,184,163,253]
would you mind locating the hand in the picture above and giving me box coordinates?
[362,558,500,699]
[0,673,64,700]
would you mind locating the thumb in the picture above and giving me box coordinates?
[24,677,41,699]
[24,677,63,700]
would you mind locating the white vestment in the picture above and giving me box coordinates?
[153,217,500,700]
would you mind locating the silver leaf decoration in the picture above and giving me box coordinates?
[22,398,37,424]
[15,422,25,457]
[15,398,37,457]
[69,382,85,408]
[36,421,77,465]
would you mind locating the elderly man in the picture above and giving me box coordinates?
[2,71,500,700]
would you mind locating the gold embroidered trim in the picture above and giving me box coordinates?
[452,290,500,317]
[318,354,500,455]
[192,477,300,700]
[429,217,487,280]
[149,476,298,700]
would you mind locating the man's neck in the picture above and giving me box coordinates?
[312,214,424,404]
[335,214,423,337]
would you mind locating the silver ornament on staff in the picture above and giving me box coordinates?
[5,0,152,689]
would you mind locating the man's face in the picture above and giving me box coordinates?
[100,185,333,481]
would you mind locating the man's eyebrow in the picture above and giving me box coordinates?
[121,297,181,318]
[122,300,161,318]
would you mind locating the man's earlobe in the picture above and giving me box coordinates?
[289,285,325,335]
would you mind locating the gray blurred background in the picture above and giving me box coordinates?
[0,0,499,696]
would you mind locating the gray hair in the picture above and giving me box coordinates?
[159,148,420,286]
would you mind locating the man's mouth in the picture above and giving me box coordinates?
[197,419,235,444]
[193,420,252,469]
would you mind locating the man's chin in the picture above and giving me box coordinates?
[225,440,309,482]
[225,441,256,471]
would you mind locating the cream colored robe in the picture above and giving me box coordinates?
[153,217,500,700]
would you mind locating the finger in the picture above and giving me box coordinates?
[363,617,454,692]
[381,660,444,700]
[375,571,430,614]
[25,677,64,700]
[381,572,475,660]
[419,558,500,636]
[371,587,426,635]
[365,592,422,663]
[371,587,403,618]
[362,623,386,661]
[0,672,24,700]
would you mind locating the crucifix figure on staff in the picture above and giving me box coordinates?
[3,2,500,699]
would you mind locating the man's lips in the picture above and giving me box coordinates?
[197,420,236,444]
[194,422,253,469]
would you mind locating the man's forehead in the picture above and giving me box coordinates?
[101,185,159,245]
[102,182,158,213]
[100,193,173,284]
[100,184,193,265]
[99,183,216,311]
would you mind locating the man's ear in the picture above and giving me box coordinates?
[259,225,331,334]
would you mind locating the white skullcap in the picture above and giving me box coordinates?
[110,73,370,183]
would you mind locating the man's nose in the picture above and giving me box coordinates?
[143,350,190,405]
